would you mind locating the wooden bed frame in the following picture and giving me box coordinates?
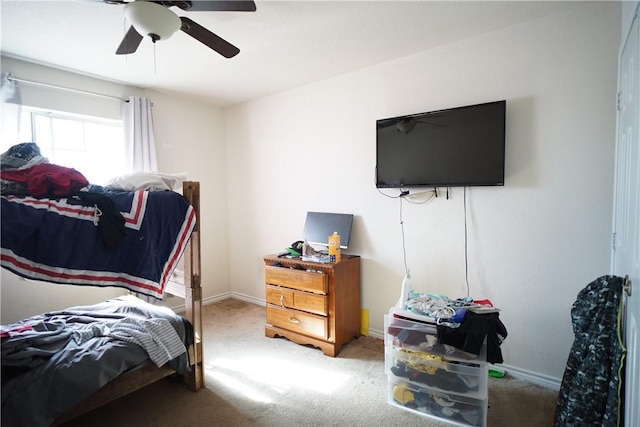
[53,181,204,425]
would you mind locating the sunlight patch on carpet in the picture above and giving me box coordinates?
[209,357,351,395]
[208,369,274,403]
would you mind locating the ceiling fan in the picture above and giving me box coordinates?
[102,1,256,58]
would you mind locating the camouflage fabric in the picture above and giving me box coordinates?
[1,142,47,195]
[554,275,625,427]
[1,142,43,170]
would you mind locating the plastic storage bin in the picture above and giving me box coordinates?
[385,308,488,427]
[385,346,486,399]
[389,377,487,427]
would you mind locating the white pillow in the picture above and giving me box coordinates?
[106,172,185,192]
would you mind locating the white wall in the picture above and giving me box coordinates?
[224,2,620,384]
[151,90,231,306]
[0,57,229,323]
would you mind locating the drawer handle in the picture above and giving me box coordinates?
[280,295,286,308]
[288,317,300,324]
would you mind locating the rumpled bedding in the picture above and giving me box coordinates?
[1,295,193,427]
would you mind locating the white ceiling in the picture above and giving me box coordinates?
[1,0,581,107]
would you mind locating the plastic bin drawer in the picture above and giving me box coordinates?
[384,313,437,347]
[385,346,486,399]
[388,377,487,427]
[384,312,486,363]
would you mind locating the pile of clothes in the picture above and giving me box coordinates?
[392,382,483,426]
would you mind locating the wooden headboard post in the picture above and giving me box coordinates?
[182,181,204,391]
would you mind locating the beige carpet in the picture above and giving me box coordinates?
[62,298,559,427]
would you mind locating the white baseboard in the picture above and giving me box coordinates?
[228,292,266,306]
[367,328,560,391]
[169,291,232,313]
[171,291,263,313]
[499,363,561,391]
[203,292,233,306]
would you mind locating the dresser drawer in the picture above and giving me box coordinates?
[266,305,328,340]
[265,265,328,294]
[266,285,328,316]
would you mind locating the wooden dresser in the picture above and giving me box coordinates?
[263,254,361,357]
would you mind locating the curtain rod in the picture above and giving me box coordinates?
[7,76,128,102]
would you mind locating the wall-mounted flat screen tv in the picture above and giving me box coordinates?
[375,100,506,188]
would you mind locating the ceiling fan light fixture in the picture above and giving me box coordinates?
[124,1,181,41]
[396,120,417,134]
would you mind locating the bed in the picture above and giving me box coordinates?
[1,147,204,426]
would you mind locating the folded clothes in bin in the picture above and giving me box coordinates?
[390,359,479,393]
[392,384,483,426]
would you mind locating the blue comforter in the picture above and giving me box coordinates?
[1,188,196,299]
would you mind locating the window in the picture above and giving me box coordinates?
[13,107,128,186]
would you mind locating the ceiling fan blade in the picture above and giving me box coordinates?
[116,26,144,55]
[180,17,240,58]
[99,1,256,11]
[177,1,256,12]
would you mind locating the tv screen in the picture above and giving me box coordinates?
[303,212,353,249]
[375,100,506,188]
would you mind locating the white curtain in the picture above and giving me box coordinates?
[122,96,157,172]
[122,96,159,303]
[1,73,23,150]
